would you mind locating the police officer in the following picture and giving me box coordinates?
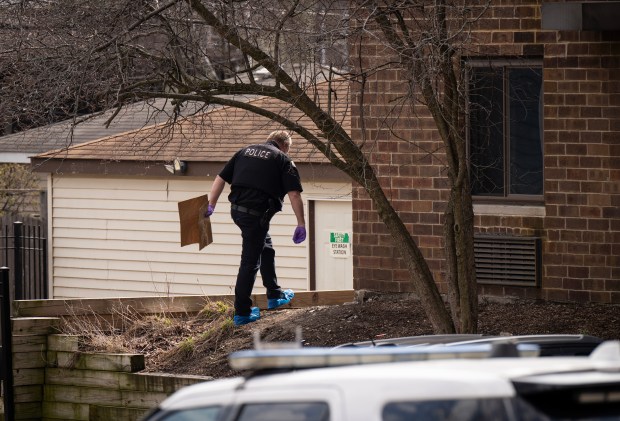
[206,131,306,326]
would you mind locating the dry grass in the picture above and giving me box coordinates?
[60,299,237,369]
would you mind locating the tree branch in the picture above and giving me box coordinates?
[132,90,350,174]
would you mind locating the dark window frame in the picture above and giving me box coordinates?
[467,58,544,204]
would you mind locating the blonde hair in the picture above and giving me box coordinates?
[267,130,292,150]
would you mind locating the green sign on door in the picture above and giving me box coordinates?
[329,231,351,258]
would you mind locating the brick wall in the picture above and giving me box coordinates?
[350,0,620,304]
[541,25,620,304]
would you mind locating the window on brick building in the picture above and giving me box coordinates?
[468,61,543,199]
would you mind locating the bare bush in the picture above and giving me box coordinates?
[60,299,236,367]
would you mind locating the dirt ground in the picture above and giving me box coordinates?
[137,294,620,379]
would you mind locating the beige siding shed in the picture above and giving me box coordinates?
[46,175,350,298]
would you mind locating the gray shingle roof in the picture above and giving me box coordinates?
[0,99,207,160]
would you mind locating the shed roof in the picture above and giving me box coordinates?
[1,99,199,163]
[31,79,350,179]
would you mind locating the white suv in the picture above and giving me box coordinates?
[142,340,620,421]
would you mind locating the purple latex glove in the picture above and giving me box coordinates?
[205,204,215,217]
[292,226,306,244]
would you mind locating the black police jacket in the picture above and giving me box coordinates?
[218,141,303,213]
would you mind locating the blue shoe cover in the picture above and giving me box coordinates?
[234,307,260,326]
[268,289,294,309]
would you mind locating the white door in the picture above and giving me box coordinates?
[312,200,353,290]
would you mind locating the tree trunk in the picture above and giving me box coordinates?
[443,182,478,333]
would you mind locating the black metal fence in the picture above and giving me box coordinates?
[1,267,14,421]
[0,216,47,421]
[0,216,48,301]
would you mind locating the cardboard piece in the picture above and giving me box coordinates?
[178,194,213,250]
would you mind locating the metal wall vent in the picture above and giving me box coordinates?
[474,235,541,287]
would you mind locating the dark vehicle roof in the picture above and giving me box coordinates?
[335,334,604,357]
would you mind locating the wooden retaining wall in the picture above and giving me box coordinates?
[6,291,355,420]
[11,318,208,421]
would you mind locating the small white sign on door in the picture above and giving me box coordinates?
[329,231,351,258]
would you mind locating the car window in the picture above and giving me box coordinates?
[236,402,329,421]
[383,399,512,421]
[512,395,620,420]
[160,406,221,421]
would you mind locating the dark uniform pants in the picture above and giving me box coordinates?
[231,209,282,316]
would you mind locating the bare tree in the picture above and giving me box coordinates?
[1,0,491,333]
[0,164,39,216]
